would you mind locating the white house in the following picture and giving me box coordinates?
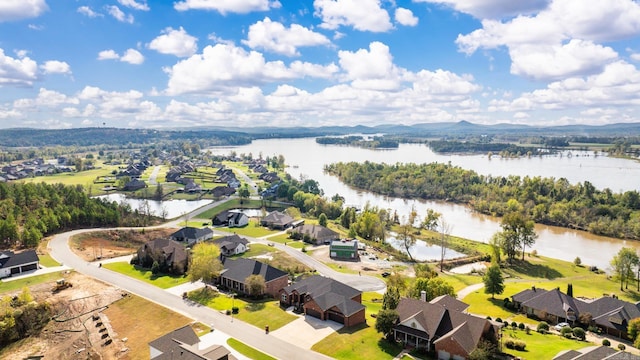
[0,250,40,278]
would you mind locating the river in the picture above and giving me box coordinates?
[207,138,640,270]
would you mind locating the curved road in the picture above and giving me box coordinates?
[48,197,385,359]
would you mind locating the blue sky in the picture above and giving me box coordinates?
[1,0,640,129]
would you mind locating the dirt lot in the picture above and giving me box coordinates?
[308,244,415,277]
[70,228,177,261]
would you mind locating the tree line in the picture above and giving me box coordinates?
[325,161,640,240]
[0,182,151,248]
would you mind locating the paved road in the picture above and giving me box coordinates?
[49,229,333,360]
[148,165,161,186]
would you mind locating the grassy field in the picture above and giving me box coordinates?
[501,328,590,359]
[196,199,271,219]
[227,338,277,360]
[187,287,297,331]
[102,262,190,289]
[37,253,61,267]
[104,294,194,359]
[0,271,67,294]
[217,219,281,238]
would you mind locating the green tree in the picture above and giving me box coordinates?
[422,208,441,231]
[483,264,504,299]
[245,274,266,298]
[187,243,223,283]
[318,213,328,227]
[410,277,455,301]
[238,184,250,204]
[628,318,640,343]
[489,233,502,264]
[382,286,400,310]
[375,309,399,341]
[397,208,418,261]
[611,247,639,290]
[499,212,537,263]
[155,183,163,200]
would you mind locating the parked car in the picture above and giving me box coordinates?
[554,322,570,331]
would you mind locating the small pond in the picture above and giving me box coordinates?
[386,233,465,261]
[96,193,213,219]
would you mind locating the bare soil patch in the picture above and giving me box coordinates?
[71,228,177,261]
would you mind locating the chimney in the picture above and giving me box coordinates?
[421,290,427,302]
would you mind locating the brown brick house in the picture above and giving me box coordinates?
[279,275,365,327]
[218,258,288,298]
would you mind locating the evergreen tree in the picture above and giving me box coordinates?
[483,264,505,299]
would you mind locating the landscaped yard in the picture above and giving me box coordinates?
[217,219,281,238]
[501,327,591,359]
[102,262,190,289]
[0,271,67,294]
[187,287,297,331]
[226,338,276,360]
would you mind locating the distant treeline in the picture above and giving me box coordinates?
[428,140,547,155]
[316,136,399,148]
[0,182,153,248]
[325,161,640,240]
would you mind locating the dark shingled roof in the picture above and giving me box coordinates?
[0,250,39,269]
[171,227,213,242]
[284,275,365,316]
[221,258,287,283]
[213,234,249,253]
[149,325,236,360]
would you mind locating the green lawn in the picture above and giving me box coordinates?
[226,338,277,360]
[102,262,190,289]
[501,328,591,359]
[38,253,61,267]
[217,220,281,238]
[196,199,273,219]
[0,271,66,294]
[187,287,297,331]
[311,292,404,359]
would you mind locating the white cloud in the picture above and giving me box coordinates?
[0,48,38,86]
[174,0,277,14]
[243,17,331,56]
[0,0,48,22]
[97,49,144,64]
[165,43,338,95]
[117,0,149,11]
[77,6,102,18]
[14,88,78,109]
[106,5,134,23]
[121,49,144,64]
[28,24,43,30]
[148,27,198,57]
[338,42,404,90]
[98,50,120,60]
[40,60,71,74]
[632,53,640,62]
[314,0,393,32]
[414,0,550,19]
[395,8,418,26]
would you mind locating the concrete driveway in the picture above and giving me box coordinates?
[270,311,343,349]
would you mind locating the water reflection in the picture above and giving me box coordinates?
[96,193,212,219]
[386,233,465,261]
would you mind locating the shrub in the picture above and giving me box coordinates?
[574,257,582,266]
[531,249,538,257]
[572,327,586,340]
[602,339,611,346]
[561,326,573,337]
[486,316,492,320]
[504,339,515,349]
[618,344,626,351]
[495,317,502,323]
[518,323,525,330]
[232,306,239,314]
[514,340,526,351]
[504,321,509,327]
[537,322,550,333]
[511,321,517,329]
[525,326,531,334]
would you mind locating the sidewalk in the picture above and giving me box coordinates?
[1,264,71,282]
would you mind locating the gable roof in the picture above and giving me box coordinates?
[149,325,235,360]
[261,211,293,226]
[142,238,188,265]
[430,294,470,313]
[518,288,585,319]
[587,296,640,332]
[553,345,640,360]
[0,250,39,269]
[291,224,338,239]
[214,234,249,252]
[283,275,364,316]
[221,258,287,283]
[171,227,214,241]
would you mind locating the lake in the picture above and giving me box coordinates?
[208,138,640,270]
[96,193,212,219]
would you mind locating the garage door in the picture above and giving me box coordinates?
[21,263,37,272]
[306,308,322,320]
[437,350,450,360]
[328,311,344,324]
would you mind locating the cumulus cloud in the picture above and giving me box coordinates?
[148,27,198,57]
[395,8,418,26]
[243,17,331,56]
[106,5,134,23]
[40,60,71,74]
[77,6,102,18]
[0,0,48,22]
[314,0,393,32]
[338,42,404,90]
[165,43,338,95]
[0,48,38,86]
[97,49,144,64]
[117,0,149,11]
[455,0,640,80]
[174,0,278,14]
[414,0,550,19]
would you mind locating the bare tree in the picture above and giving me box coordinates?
[439,219,452,272]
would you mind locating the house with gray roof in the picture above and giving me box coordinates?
[279,275,365,327]
[213,234,249,256]
[392,296,500,359]
[149,325,235,360]
[260,211,294,229]
[170,227,214,246]
[289,224,339,245]
[0,250,39,278]
[136,238,188,275]
[553,345,640,360]
[218,258,288,298]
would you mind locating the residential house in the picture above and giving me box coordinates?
[260,211,294,229]
[258,172,280,183]
[214,234,249,256]
[553,345,640,360]
[136,238,188,275]
[512,287,640,339]
[289,224,339,245]
[279,275,366,327]
[211,211,249,227]
[149,325,236,360]
[123,179,147,191]
[329,239,360,261]
[211,186,235,198]
[170,227,214,246]
[0,250,39,278]
[218,258,288,298]
[393,296,501,360]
